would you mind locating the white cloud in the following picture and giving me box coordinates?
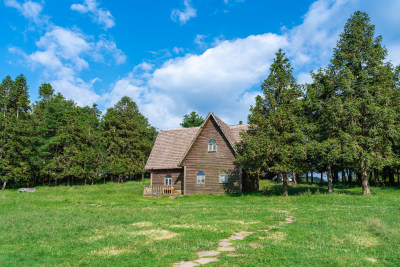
[4,0,48,25]
[194,34,207,49]
[9,25,125,106]
[223,0,245,4]
[104,33,287,129]
[171,0,197,24]
[35,27,91,71]
[297,72,313,85]
[71,0,115,30]
[92,35,126,64]
[172,47,184,54]
[51,78,100,107]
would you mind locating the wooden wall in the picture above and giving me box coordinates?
[182,118,241,194]
[151,169,184,192]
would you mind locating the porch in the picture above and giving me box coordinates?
[143,185,183,197]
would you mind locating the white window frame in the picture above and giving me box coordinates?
[208,139,217,152]
[219,171,228,184]
[197,171,205,184]
[165,175,172,186]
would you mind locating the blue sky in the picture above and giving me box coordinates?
[1,0,400,130]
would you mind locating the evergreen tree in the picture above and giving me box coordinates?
[0,74,31,189]
[327,11,398,195]
[180,111,204,128]
[307,70,344,193]
[102,96,156,182]
[237,49,307,196]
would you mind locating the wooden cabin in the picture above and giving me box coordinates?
[144,113,248,196]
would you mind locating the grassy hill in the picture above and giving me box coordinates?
[1,180,399,266]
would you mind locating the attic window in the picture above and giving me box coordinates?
[219,171,228,184]
[197,171,205,184]
[208,139,217,152]
[165,174,172,186]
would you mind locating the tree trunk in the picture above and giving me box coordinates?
[103,176,106,184]
[311,172,314,184]
[341,169,346,184]
[91,178,94,185]
[373,169,380,186]
[348,169,352,183]
[2,180,7,190]
[142,173,144,181]
[397,167,400,184]
[361,160,371,195]
[383,167,388,185]
[256,172,260,191]
[282,172,288,197]
[292,172,297,184]
[67,177,70,186]
[334,169,339,183]
[327,165,333,193]
[388,167,395,186]
[306,172,309,183]
[356,172,361,185]
[320,172,323,185]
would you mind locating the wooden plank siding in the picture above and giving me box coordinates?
[150,169,184,193]
[182,117,241,195]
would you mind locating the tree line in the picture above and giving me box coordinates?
[0,78,157,189]
[237,11,400,196]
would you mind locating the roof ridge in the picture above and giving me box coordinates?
[161,127,200,132]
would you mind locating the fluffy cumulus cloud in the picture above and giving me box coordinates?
[104,33,287,129]
[171,0,197,24]
[10,25,125,105]
[71,0,115,29]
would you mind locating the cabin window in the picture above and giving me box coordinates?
[165,174,172,186]
[208,139,217,152]
[219,171,228,183]
[197,171,205,184]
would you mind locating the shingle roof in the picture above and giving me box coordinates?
[145,113,249,170]
[230,124,249,143]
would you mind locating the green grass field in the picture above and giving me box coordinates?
[1,180,399,266]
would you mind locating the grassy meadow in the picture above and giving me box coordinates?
[1,180,400,266]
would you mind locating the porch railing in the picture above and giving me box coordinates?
[143,185,179,197]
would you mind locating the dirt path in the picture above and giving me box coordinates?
[173,210,296,267]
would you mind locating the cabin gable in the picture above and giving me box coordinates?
[182,117,241,195]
